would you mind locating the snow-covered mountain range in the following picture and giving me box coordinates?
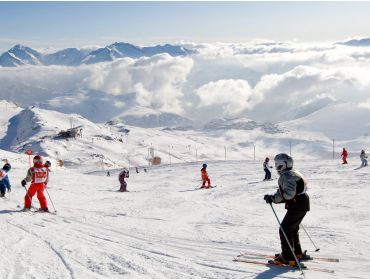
[0,42,192,67]
[1,100,370,173]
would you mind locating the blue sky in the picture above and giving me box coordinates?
[1,1,370,50]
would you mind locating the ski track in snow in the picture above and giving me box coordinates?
[1,159,369,278]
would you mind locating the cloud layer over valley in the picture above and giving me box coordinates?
[1,39,370,124]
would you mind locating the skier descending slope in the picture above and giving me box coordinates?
[201,163,212,188]
[0,163,12,197]
[21,155,49,212]
[341,148,348,164]
[263,157,273,181]
[360,149,368,167]
[263,153,310,266]
[118,167,129,192]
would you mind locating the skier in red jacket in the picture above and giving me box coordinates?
[21,155,49,212]
[341,148,348,164]
[201,163,211,188]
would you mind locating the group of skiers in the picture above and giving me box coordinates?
[0,148,366,268]
[0,155,51,212]
[195,154,310,266]
[261,148,370,266]
[341,147,368,167]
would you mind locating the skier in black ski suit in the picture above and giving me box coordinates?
[263,157,272,180]
[263,153,310,265]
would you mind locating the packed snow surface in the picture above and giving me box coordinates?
[0,152,369,278]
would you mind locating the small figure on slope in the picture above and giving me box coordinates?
[263,153,310,266]
[341,148,348,164]
[21,155,49,212]
[0,163,12,197]
[360,149,368,167]
[118,168,129,192]
[107,171,110,177]
[201,163,211,189]
[263,157,273,181]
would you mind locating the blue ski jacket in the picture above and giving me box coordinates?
[0,173,11,191]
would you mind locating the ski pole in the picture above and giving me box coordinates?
[23,185,34,208]
[300,224,320,252]
[45,188,57,213]
[269,203,305,277]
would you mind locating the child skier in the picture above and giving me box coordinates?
[201,163,211,188]
[263,153,310,266]
[263,157,273,181]
[118,168,129,192]
[21,155,49,212]
[0,163,11,197]
[341,148,348,164]
[360,150,368,167]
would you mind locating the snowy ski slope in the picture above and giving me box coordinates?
[0,152,369,278]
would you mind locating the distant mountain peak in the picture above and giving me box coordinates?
[0,44,42,67]
[0,41,193,67]
[337,38,370,47]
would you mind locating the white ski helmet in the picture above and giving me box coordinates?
[274,153,293,174]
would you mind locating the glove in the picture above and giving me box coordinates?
[264,194,274,204]
[21,180,27,187]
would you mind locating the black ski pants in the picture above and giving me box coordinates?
[264,168,271,180]
[119,181,127,192]
[279,210,307,260]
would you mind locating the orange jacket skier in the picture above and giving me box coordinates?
[201,163,211,188]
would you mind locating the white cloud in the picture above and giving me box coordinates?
[83,54,194,114]
[2,41,370,124]
[359,98,370,109]
[196,79,259,119]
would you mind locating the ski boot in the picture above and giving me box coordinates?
[22,207,31,212]
[272,254,304,268]
[38,207,49,213]
[296,250,311,261]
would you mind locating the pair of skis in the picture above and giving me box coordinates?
[233,251,337,274]
[197,185,217,190]
[179,185,218,192]
[16,204,57,215]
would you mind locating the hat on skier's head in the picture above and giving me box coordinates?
[33,155,43,164]
[202,163,207,168]
[274,153,293,175]
[265,157,269,161]
[2,163,11,172]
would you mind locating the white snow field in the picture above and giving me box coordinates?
[0,152,369,278]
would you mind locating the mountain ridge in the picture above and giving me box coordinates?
[0,42,193,67]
